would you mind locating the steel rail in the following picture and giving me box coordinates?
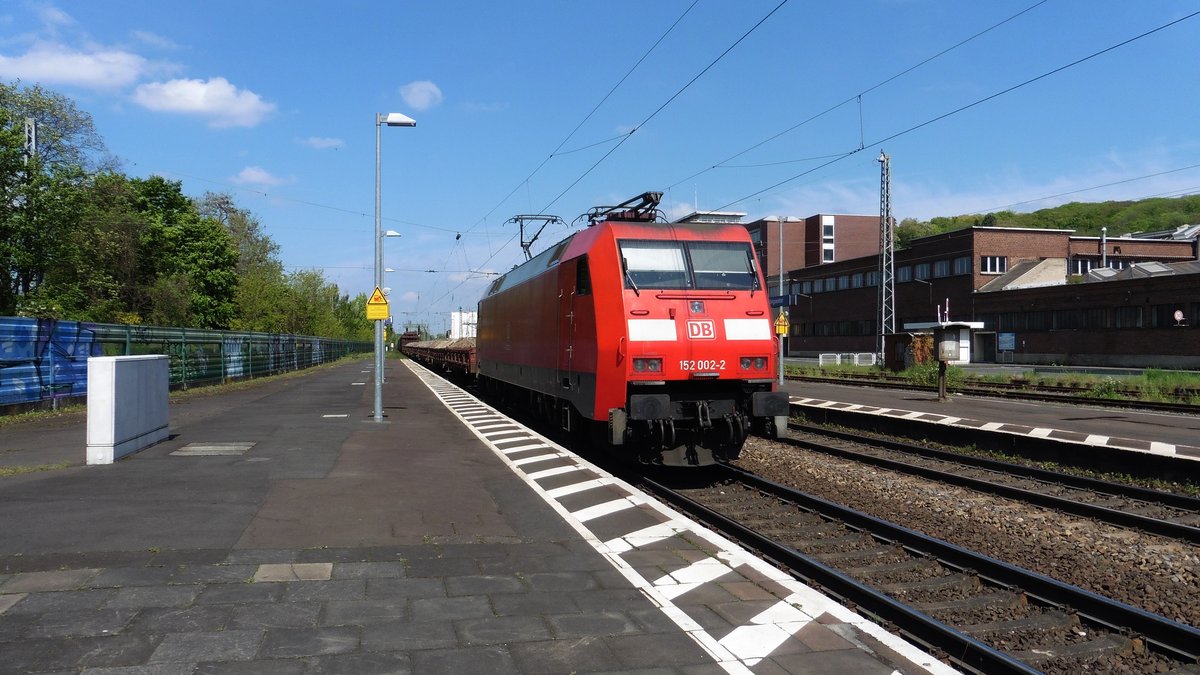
[783,424,1200,544]
[786,375,1200,414]
[640,473,1040,675]
[791,423,1200,510]
[696,464,1200,664]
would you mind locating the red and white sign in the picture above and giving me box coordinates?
[686,319,716,340]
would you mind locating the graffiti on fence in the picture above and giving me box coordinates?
[0,316,369,408]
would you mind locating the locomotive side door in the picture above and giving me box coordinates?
[557,261,575,391]
[558,256,591,393]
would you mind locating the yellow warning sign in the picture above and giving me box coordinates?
[774,311,789,336]
[366,287,389,321]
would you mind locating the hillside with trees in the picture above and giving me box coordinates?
[896,195,1200,249]
[1,81,372,340]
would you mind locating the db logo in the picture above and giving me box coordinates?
[686,320,716,339]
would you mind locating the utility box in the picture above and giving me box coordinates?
[936,331,960,362]
[86,355,170,464]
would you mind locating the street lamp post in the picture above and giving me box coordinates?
[374,112,416,422]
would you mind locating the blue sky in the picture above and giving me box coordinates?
[2,1,1198,332]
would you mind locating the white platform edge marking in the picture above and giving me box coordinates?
[571,498,637,523]
[498,442,550,455]
[403,361,956,675]
[793,397,1188,462]
[545,478,611,499]
[511,453,562,467]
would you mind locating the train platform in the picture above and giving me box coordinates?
[783,380,1200,464]
[0,358,952,674]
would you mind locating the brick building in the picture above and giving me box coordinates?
[744,214,879,289]
[782,226,1200,367]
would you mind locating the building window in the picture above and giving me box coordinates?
[1071,258,1094,275]
[915,263,930,280]
[980,256,1007,274]
[933,260,950,278]
[1108,259,1129,270]
[1085,307,1107,329]
[823,277,837,292]
[897,266,912,282]
[1052,309,1080,329]
[822,244,835,262]
[851,273,864,288]
[953,256,971,275]
[800,280,812,294]
[1113,306,1142,328]
[865,271,879,286]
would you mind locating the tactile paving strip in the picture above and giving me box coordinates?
[405,361,955,674]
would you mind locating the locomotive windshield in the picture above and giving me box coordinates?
[619,240,760,291]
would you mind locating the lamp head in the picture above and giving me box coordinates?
[382,112,416,127]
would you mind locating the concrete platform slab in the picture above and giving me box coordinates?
[0,359,957,674]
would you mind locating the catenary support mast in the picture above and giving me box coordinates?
[877,151,895,364]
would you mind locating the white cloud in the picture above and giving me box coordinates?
[131,30,179,50]
[133,77,275,127]
[299,136,344,150]
[37,5,74,28]
[764,158,1200,223]
[0,42,148,89]
[399,80,442,111]
[230,166,285,187]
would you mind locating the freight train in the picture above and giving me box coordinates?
[405,192,789,465]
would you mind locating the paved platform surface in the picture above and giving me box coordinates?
[0,359,952,674]
[783,380,1200,463]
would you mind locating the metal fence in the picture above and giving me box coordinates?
[0,317,371,409]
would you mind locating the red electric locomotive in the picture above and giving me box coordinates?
[477,192,790,465]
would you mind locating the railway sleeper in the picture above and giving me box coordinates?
[912,590,1027,616]
[844,557,942,580]
[878,571,980,596]
[961,608,1078,639]
[808,543,899,565]
[789,531,873,553]
[1011,633,1138,666]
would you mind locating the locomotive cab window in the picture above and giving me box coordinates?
[618,239,759,291]
[688,241,759,290]
[620,241,689,289]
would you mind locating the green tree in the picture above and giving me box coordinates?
[0,80,115,172]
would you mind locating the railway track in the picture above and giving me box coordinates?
[782,424,1200,544]
[787,375,1200,415]
[643,465,1200,674]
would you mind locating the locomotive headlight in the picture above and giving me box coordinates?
[754,357,767,370]
[633,358,661,373]
[740,357,752,369]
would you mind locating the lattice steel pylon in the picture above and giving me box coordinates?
[23,117,36,164]
[877,151,895,364]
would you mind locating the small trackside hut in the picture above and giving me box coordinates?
[477,192,789,466]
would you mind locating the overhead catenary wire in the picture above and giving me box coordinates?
[428,1,792,312]
[463,0,701,234]
[715,9,1200,211]
[976,162,1200,213]
[537,0,790,216]
[667,0,1052,191]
